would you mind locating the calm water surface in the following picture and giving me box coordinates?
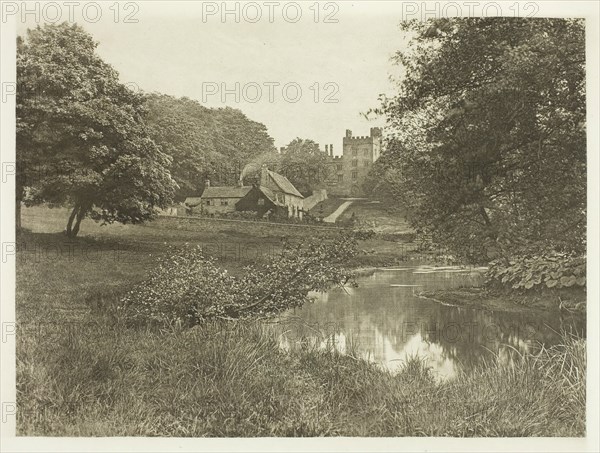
[277,267,585,381]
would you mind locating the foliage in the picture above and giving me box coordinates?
[240,138,328,196]
[352,229,376,240]
[119,233,358,326]
[370,18,586,265]
[144,94,276,200]
[278,138,329,196]
[17,23,177,236]
[487,252,586,291]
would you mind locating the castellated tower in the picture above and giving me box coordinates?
[321,127,383,197]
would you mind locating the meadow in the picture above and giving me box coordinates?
[16,206,586,436]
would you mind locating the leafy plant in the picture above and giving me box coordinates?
[119,233,359,326]
[487,252,586,291]
[352,229,376,241]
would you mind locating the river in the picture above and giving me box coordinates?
[277,266,585,381]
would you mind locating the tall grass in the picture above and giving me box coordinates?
[17,317,586,437]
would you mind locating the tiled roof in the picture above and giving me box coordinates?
[201,186,252,199]
[267,170,304,198]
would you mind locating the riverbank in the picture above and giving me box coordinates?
[15,206,586,436]
[17,318,585,436]
[418,287,587,316]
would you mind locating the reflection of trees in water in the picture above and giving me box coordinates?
[283,270,585,374]
[423,305,585,371]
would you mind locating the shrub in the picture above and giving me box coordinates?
[352,229,376,240]
[119,233,359,326]
[487,252,586,291]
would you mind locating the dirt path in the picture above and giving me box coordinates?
[323,201,353,223]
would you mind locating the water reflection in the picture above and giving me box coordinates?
[277,267,585,381]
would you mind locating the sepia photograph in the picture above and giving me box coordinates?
[0,1,598,451]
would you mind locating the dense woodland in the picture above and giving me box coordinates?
[366,18,586,289]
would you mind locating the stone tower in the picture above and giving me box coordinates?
[321,127,382,197]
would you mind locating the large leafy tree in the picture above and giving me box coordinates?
[144,94,216,199]
[373,18,585,262]
[17,23,177,237]
[211,106,276,172]
[238,138,328,196]
[144,94,276,199]
[278,138,328,196]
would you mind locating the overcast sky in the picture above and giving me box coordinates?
[17,1,411,153]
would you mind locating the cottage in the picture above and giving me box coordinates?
[236,167,304,219]
[185,181,252,216]
[235,185,281,218]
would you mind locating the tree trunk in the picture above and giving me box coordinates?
[71,208,85,237]
[66,205,79,237]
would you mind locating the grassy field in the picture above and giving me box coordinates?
[16,206,586,436]
[309,197,413,235]
[336,199,413,234]
[307,197,347,219]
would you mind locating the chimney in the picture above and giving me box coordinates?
[325,144,329,154]
[330,144,333,157]
[345,129,352,138]
[260,165,269,187]
[205,179,210,188]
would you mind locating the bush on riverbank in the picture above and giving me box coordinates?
[487,252,586,291]
[118,234,358,326]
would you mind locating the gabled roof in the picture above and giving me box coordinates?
[258,186,285,207]
[267,170,304,198]
[201,186,252,199]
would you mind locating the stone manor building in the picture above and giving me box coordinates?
[320,127,382,197]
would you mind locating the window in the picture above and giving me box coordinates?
[364,149,369,156]
[220,199,228,206]
[352,160,357,167]
[352,171,358,180]
[205,200,211,206]
[336,164,342,171]
[352,149,357,156]
[364,160,370,167]
[258,198,265,206]
[337,174,343,183]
